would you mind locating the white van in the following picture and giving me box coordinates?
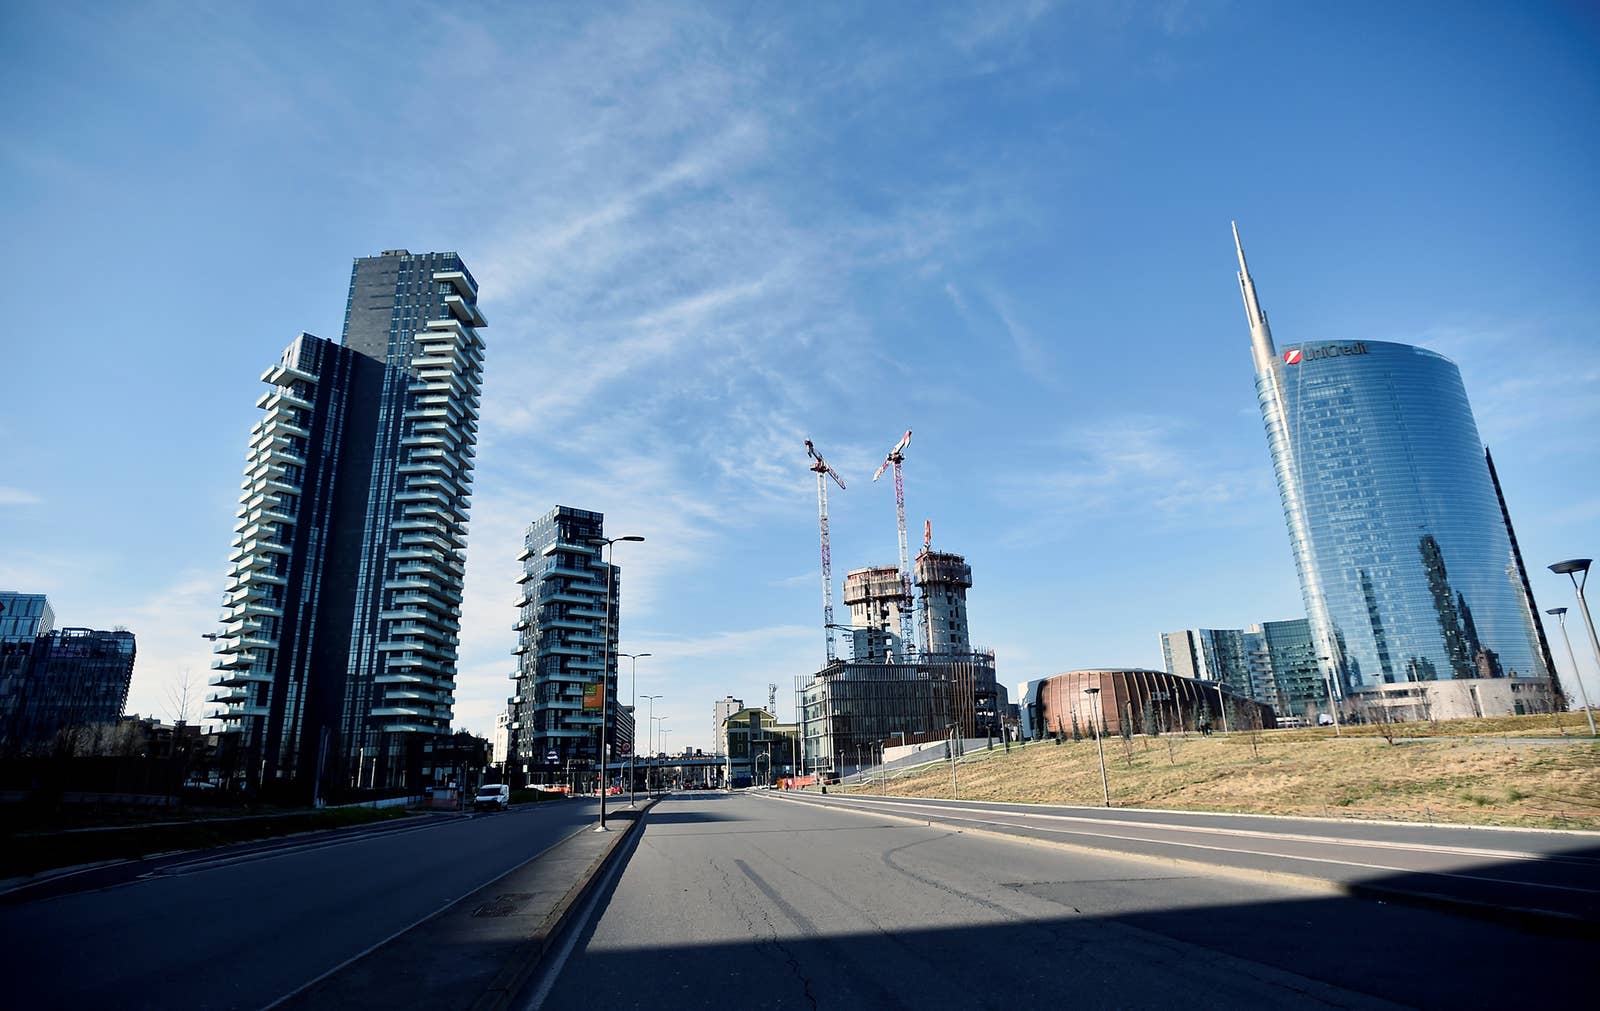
[473,783,510,812]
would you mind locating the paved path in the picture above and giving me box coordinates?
[1,799,601,1010]
[529,792,1592,1009]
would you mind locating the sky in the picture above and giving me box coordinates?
[3,1,1598,753]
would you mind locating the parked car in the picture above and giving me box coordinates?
[473,784,510,812]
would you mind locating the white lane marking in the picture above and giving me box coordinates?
[781,794,1568,863]
[765,795,1600,896]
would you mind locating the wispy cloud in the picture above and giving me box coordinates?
[0,487,41,506]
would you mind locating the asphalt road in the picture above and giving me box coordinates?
[2,799,601,1010]
[530,792,1592,1009]
[774,791,1600,922]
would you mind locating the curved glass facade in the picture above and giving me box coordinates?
[1257,339,1546,692]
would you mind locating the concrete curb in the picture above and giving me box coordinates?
[471,801,654,1011]
[759,793,1599,939]
[270,799,655,1011]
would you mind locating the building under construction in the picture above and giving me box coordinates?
[842,566,910,662]
[915,548,973,656]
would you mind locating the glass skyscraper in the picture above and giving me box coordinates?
[209,250,485,799]
[1233,225,1547,698]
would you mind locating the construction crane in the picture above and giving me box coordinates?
[919,519,933,654]
[872,429,916,662]
[805,439,847,663]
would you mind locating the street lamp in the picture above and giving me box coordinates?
[660,729,672,788]
[640,694,662,795]
[619,652,652,807]
[587,534,644,832]
[1318,654,1342,737]
[1545,608,1597,737]
[1211,680,1230,734]
[1550,559,1600,736]
[1083,685,1111,807]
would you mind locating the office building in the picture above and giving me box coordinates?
[721,706,798,787]
[711,696,743,757]
[1,626,136,754]
[209,250,486,799]
[1248,619,1325,720]
[1233,226,1549,699]
[0,593,55,642]
[506,506,625,784]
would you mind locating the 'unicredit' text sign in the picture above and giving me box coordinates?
[1283,342,1368,365]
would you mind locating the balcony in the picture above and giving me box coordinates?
[434,269,477,299]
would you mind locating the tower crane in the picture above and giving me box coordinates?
[805,440,846,663]
[872,429,916,662]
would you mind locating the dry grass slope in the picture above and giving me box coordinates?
[842,714,1600,830]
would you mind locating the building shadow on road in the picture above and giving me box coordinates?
[527,843,1599,1009]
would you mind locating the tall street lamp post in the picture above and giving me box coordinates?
[640,694,662,795]
[619,652,652,807]
[1318,655,1342,737]
[1546,608,1597,737]
[1550,559,1600,736]
[660,729,672,788]
[587,535,644,832]
[1083,685,1111,807]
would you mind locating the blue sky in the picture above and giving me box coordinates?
[3,1,1597,751]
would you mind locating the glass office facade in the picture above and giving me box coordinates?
[1258,339,1545,692]
[0,593,55,642]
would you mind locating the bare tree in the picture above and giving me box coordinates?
[166,668,197,727]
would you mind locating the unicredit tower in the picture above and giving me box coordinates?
[1232,225,1549,702]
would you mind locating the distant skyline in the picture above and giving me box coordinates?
[3,2,1597,752]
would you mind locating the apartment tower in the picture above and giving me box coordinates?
[209,250,485,799]
[507,506,627,782]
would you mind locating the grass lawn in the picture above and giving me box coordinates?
[841,714,1600,830]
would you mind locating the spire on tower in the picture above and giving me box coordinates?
[1232,221,1278,373]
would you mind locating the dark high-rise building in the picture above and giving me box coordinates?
[209,251,486,799]
[1232,225,1548,698]
[0,625,135,754]
[507,506,629,784]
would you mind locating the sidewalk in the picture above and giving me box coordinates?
[277,802,651,1011]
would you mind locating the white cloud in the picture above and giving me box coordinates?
[0,487,41,506]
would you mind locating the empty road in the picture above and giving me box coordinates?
[2,799,601,1010]
[530,792,1592,1009]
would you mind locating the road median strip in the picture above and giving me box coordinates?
[271,800,654,1011]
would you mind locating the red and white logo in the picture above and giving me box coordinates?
[1283,349,1303,365]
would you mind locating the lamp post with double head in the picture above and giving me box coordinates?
[640,694,662,795]
[660,729,672,788]
[1083,685,1111,807]
[619,652,652,806]
[1550,559,1600,737]
[586,535,644,832]
[1546,608,1597,737]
